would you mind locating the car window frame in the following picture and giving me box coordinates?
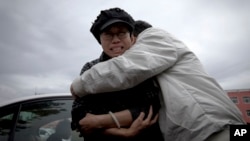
[0,95,73,141]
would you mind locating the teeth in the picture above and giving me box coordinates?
[112,47,123,52]
[113,48,122,52]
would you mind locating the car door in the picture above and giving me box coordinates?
[0,96,82,141]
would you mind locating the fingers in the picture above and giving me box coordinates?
[132,105,155,131]
[142,105,158,126]
[142,105,153,125]
[79,113,93,126]
[146,105,153,120]
[150,113,159,125]
[135,112,145,122]
[125,106,159,137]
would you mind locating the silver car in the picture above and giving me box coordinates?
[0,93,82,141]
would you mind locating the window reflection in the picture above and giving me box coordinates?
[1,98,82,141]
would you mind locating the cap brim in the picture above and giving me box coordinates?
[100,19,133,31]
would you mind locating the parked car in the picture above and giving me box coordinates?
[0,93,82,141]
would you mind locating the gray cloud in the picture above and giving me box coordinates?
[0,0,249,102]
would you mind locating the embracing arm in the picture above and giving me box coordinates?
[103,106,158,137]
[79,106,157,137]
[71,28,178,97]
[79,109,133,133]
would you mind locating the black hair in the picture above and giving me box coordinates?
[133,20,152,37]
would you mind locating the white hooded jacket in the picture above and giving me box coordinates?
[72,27,245,141]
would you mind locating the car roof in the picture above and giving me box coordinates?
[0,93,72,107]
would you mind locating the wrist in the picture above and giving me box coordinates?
[123,129,136,138]
[109,111,121,128]
[97,114,117,129]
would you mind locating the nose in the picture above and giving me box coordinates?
[111,34,120,42]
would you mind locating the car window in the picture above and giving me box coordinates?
[1,98,82,141]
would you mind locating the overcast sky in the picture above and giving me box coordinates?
[0,0,249,102]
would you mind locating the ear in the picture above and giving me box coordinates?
[131,35,136,44]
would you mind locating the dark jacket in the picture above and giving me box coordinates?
[71,52,163,141]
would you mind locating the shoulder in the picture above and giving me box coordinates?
[140,27,170,35]
[137,27,173,41]
[80,58,100,75]
[135,27,175,46]
[80,52,111,75]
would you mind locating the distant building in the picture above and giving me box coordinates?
[226,89,250,123]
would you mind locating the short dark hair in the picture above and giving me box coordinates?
[90,7,135,44]
[133,20,152,37]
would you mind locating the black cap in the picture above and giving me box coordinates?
[90,7,135,44]
[100,19,133,32]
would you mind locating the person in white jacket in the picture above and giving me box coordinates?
[71,11,246,141]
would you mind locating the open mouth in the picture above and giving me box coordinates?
[111,46,124,53]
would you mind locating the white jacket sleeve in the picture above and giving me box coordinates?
[72,28,178,97]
